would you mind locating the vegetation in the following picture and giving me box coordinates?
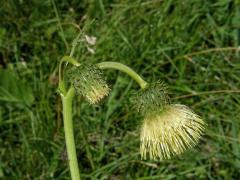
[0,0,240,179]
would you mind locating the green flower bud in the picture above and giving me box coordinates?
[67,64,110,104]
[140,104,205,160]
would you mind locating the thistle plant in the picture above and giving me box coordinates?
[58,54,206,180]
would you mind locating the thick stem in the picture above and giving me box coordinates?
[97,61,148,89]
[62,87,81,180]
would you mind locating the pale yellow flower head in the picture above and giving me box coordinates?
[67,64,110,104]
[140,104,205,160]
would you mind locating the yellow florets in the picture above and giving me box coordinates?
[85,82,110,104]
[132,81,206,160]
[140,104,205,160]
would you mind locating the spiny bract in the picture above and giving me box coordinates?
[67,64,110,104]
[132,81,170,116]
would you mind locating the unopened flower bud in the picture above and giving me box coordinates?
[67,64,110,104]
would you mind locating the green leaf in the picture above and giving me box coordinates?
[0,69,34,106]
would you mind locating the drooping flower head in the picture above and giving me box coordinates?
[67,64,110,104]
[132,81,205,160]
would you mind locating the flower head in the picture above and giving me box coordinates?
[140,104,205,160]
[132,81,205,160]
[67,64,110,104]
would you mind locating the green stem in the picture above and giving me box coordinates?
[59,31,83,179]
[61,87,81,180]
[97,61,148,89]
[58,56,80,95]
[70,32,82,57]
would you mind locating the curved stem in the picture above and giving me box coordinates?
[58,56,80,95]
[62,87,81,180]
[97,62,148,89]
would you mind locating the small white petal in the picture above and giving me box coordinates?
[85,35,97,45]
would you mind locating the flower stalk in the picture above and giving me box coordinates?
[97,61,148,89]
[59,56,81,180]
[61,87,81,180]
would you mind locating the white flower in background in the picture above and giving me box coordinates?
[85,35,96,45]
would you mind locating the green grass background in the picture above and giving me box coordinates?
[1,0,240,179]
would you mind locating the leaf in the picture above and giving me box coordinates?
[0,69,34,106]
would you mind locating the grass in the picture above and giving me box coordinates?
[0,0,240,179]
